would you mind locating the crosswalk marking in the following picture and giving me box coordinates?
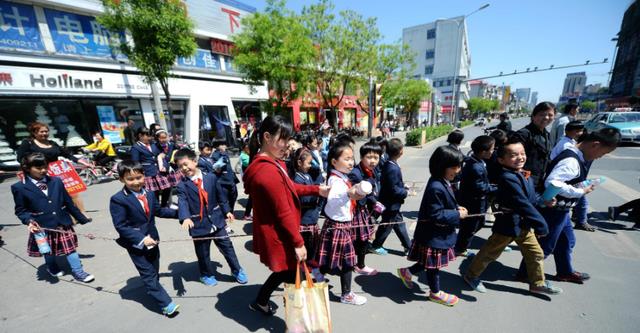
[592,174,640,202]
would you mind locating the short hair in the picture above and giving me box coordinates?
[334,132,355,146]
[27,122,49,139]
[174,148,197,162]
[374,136,388,152]
[429,145,464,178]
[211,139,227,149]
[20,152,47,173]
[471,135,496,154]
[118,160,144,178]
[564,103,578,114]
[496,137,524,159]
[198,141,212,151]
[489,129,508,144]
[136,126,151,139]
[499,113,508,120]
[581,127,621,147]
[386,138,404,158]
[531,102,556,117]
[447,129,464,145]
[360,140,383,158]
[565,120,584,132]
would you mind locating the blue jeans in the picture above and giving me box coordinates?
[572,196,588,224]
[44,251,83,275]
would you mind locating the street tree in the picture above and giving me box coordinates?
[232,0,315,115]
[99,0,196,134]
[580,100,597,112]
[380,79,431,127]
[467,97,499,116]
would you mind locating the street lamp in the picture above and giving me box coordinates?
[450,3,490,125]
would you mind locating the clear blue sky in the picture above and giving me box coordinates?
[238,0,632,103]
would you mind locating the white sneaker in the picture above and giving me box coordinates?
[340,292,367,305]
[354,266,378,276]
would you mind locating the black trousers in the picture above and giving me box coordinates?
[371,210,411,250]
[244,196,253,217]
[354,239,369,269]
[192,228,241,277]
[126,246,172,309]
[454,216,485,253]
[256,270,297,306]
[222,185,238,216]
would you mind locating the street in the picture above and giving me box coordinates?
[1,117,639,333]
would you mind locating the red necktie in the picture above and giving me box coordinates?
[194,178,209,219]
[345,179,356,214]
[137,194,150,217]
[521,170,531,179]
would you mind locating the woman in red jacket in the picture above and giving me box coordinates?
[243,115,329,315]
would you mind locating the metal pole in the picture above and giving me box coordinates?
[151,81,168,129]
[451,19,462,126]
[368,75,374,138]
[430,91,437,126]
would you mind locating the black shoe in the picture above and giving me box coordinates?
[249,301,276,316]
[608,207,617,221]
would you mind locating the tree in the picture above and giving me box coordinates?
[232,0,315,115]
[580,100,597,112]
[99,0,197,134]
[380,79,431,126]
[466,97,499,116]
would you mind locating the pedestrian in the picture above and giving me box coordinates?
[130,127,168,204]
[211,139,239,219]
[154,129,180,207]
[83,131,116,167]
[609,197,640,228]
[487,129,508,184]
[454,135,497,257]
[512,102,556,192]
[174,148,248,287]
[13,152,94,283]
[239,143,253,221]
[397,145,466,307]
[550,103,579,147]
[462,139,562,296]
[446,129,464,152]
[496,113,512,133]
[348,140,383,276]
[302,133,325,184]
[370,138,412,255]
[550,121,584,160]
[516,127,621,284]
[109,160,180,316]
[123,119,137,146]
[242,115,327,316]
[197,141,214,173]
[315,141,367,305]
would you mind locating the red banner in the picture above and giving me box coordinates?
[47,160,87,195]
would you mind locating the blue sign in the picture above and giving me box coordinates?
[44,8,123,58]
[176,49,221,72]
[223,56,236,73]
[0,1,44,51]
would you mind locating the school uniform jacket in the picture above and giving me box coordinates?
[109,187,178,249]
[492,167,549,237]
[293,172,320,226]
[211,150,239,187]
[130,142,159,177]
[413,178,460,249]
[176,172,231,237]
[197,156,215,174]
[12,176,89,228]
[458,155,497,214]
[348,163,380,210]
[378,160,407,211]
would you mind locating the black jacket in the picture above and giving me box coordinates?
[513,123,551,192]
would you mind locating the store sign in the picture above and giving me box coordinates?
[184,0,255,37]
[176,48,221,71]
[0,0,45,51]
[30,73,103,90]
[210,38,234,56]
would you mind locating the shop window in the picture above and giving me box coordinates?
[81,99,142,145]
[153,100,187,138]
[199,105,234,146]
[425,49,435,59]
[424,65,434,75]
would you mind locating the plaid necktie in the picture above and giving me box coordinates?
[37,180,47,191]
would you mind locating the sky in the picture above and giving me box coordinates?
[238,0,632,103]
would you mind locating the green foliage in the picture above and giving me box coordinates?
[460,120,474,127]
[580,100,597,112]
[381,79,431,125]
[467,97,499,116]
[405,124,454,146]
[232,0,315,114]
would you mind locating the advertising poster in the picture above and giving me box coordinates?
[96,105,124,144]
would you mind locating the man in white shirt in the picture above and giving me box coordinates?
[550,103,579,147]
[550,120,584,160]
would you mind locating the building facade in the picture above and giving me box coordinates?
[515,88,531,104]
[529,91,538,109]
[608,0,640,107]
[562,72,587,97]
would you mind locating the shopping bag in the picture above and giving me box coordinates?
[284,262,332,333]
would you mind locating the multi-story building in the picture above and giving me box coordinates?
[530,91,538,109]
[609,0,640,108]
[403,16,471,121]
[0,0,267,157]
[515,88,531,104]
[562,72,587,97]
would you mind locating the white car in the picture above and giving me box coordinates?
[474,118,487,126]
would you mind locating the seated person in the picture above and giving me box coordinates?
[84,131,116,166]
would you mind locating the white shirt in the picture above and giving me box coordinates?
[544,146,586,198]
[29,176,48,196]
[190,171,203,188]
[550,114,572,146]
[550,136,577,160]
[324,171,352,222]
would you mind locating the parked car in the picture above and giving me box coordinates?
[583,111,640,144]
[474,117,487,126]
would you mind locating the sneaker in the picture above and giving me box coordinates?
[354,266,378,276]
[608,206,617,221]
[72,271,95,283]
[370,247,388,255]
[162,302,180,316]
[340,292,367,305]
[503,246,513,253]
[200,275,218,286]
[249,301,276,316]
[455,250,469,257]
[428,291,459,306]
[397,268,414,289]
[530,281,563,295]
[243,215,253,221]
[47,268,64,278]
[234,269,248,284]
[463,275,487,293]
[555,271,590,284]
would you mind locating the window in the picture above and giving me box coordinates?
[424,66,434,75]
[427,29,436,39]
[447,80,452,86]
[425,49,435,59]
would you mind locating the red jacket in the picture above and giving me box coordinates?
[243,155,319,272]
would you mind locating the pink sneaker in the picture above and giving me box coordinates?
[397,268,414,289]
[429,291,459,307]
[354,266,378,276]
[340,292,367,305]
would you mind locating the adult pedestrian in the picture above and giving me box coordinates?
[550,103,579,146]
[512,102,556,192]
[243,115,329,315]
[496,113,512,133]
[123,119,137,146]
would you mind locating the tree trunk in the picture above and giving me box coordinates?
[159,79,177,139]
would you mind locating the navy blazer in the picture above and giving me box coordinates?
[211,150,239,186]
[413,178,460,249]
[130,142,159,177]
[176,172,231,237]
[492,167,548,237]
[348,164,380,210]
[457,155,497,214]
[293,172,320,225]
[197,156,215,174]
[378,160,407,211]
[109,187,178,249]
[12,176,89,228]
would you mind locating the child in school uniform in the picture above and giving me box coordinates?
[197,141,215,174]
[397,146,467,306]
[348,140,383,275]
[211,139,240,217]
[174,148,248,286]
[463,139,562,296]
[315,141,368,305]
[454,135,497,257]
[12,153,94,282]
[131,127,170,203]
[370,138,412,255]
[154,129,180,207]
[109,160,180,316]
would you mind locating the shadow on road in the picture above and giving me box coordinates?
[355,271,425,304]
[167,260,223,296]
[215,284,286,332]
[118,277,164,315]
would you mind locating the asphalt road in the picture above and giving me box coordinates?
[1,117,638,333]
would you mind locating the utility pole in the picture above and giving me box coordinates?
[151,81,168,130]
[368,75,375,138]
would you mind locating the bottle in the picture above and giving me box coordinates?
[578,176,606,188]
[33,231,51,255]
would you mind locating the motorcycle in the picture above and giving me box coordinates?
[76,150,120,186]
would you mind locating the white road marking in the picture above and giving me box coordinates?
[592,174,640,202]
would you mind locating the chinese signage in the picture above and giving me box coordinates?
[184,0,255,37]
[176,48,221,71]
[0,0,44,51]
[48,160,87,195]
[44,7,123,58]
[210,38,234,56]
[96,105,125,144]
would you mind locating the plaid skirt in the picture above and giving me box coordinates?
[144,174,172,191]
[27,225,78,257]
[351,205,375,242]
[314,219,356,271]
[300,224,320,267]
[407,241,455,269]
[164,170,181,187]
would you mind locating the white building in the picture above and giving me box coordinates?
[0,0,267,155]
[562,72,587,97]
[403,16,471,121]
[515,88,531,104]
[530,91,538,109]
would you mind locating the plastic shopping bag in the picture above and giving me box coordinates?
[284,263,332,333]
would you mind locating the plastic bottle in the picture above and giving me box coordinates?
[578,176,606,188]
[33,231,51,254]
